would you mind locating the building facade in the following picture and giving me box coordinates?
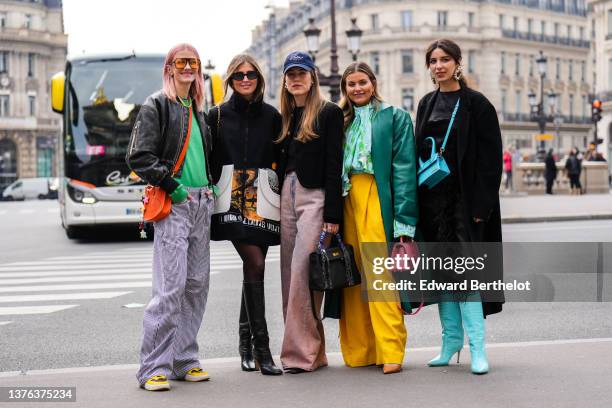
[588,0,612,172]
[248,0,592,159]
[0,0,67,190]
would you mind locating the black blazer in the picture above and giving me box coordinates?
[277,102,344,224]
[416,84,503,317]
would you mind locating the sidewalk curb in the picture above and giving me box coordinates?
[502,213,612,224]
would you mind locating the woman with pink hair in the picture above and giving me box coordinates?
[127,43,214,391]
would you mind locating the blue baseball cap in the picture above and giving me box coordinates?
[283,51,315,74]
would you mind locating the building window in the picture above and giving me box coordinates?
[527,18,533,35]
[24,14,32,29]
[556,58,560,80]
[541,20,546,36]
[569,94,574,118]
[27,53,35,78]
[608,58,612,88]
[608,10,612,35]
[515,90,521,114]
[499,15,505,29]
[370,51,380,75]
[582,95,588,118]
[371,14,379,30]
[437,11,448,28]
[468,12,475,28]
[567,25,572,39]
[569,60,573,81]
[468,50,475,74]
[0,13,6,29]
[0,95,9,117]
[580,26,585,40]
[401,88,414,112]
[401,50,414,74]
[529,55,534,77]
[0,51,8,73]
[515,53,521,76]
[554,22,559,37]
[401,10,412,29]
[513,16,518,31]
[36,137,53,178]
[501,90,507,115]
[28,95,36,116]
[581,61,586,82]
[501,51,506,75]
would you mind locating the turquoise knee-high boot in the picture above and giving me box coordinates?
[428,302,464,367]
[459,301,489,374]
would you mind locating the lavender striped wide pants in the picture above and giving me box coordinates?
[136,187,213,385]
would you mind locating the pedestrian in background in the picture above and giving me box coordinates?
[565,147,582,195]
[336,62,418,375]
[416,39,503,375]
[275,51,344,374]
[127,43,214,391]
[545,149,557,194]
[503,149,512,192]
[208,54,283,375]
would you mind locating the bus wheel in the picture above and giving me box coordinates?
[38,194,47,200]
[65,225,85,240]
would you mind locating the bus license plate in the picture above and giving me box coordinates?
[125,208,140,215]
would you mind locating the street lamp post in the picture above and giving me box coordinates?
[528,50,557,161]
[302,2,362,102]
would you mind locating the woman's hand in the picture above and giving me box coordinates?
[323,223,339,234]
[473,217,484,223]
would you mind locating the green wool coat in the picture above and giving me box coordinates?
[370,102,418,242]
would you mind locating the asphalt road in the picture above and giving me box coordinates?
[1,199,611,375]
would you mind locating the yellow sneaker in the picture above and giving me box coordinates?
[184,367,210,382]
[143,375,170,391]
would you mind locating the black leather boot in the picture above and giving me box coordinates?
[239,290,256,372]
[243,281,283,375]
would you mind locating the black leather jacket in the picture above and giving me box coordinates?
[126,91,212,194]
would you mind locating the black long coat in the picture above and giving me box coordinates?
[416,84,504,317]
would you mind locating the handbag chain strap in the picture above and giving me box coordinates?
[439,99,460,155]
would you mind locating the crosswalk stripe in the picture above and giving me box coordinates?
[0,257,279,272]
[0,269,152,278]
[18,209,35,214]
[47,208,59,213]
[0,321,12,325]
[0,305,78,316]
[0,211,7,215]
[0,282,153,293]
[0,292,133,303]
[47,250,253,259]
[0,274,153,285]
[1,254,278,266]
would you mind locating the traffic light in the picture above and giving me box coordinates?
[592,99,603,123]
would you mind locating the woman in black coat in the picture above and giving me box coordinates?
[545,149,557,194]
[208,54,282,375]
[416,39,503,375]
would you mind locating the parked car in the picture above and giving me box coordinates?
[1,178,57,200]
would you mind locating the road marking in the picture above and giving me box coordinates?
[0,211,7,215]
[0,321,12,326]
[0,274,153,285]
[0,305,78,316]
[2,254,278,266]
[0,282,153,293]
[47,208,59,213]
[0,269,152,278]
[3,336,611,377]
[0,292,133,303]
[18,209,35,214]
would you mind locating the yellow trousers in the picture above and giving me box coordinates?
[339,174,407,366]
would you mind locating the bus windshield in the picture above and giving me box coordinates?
[64,55,164,187]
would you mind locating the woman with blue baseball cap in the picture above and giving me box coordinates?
[275,51,344,373]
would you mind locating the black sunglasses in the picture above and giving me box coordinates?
[231,71,258,81]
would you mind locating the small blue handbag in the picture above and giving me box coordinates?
[418,99,460,189]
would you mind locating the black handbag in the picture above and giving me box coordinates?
[309,232,360,291]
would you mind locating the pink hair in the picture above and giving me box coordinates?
[162,43,205,109]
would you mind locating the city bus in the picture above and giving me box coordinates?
[50,53,223,239]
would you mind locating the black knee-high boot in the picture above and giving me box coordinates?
[239,289,256,371]
[242,281,282,375]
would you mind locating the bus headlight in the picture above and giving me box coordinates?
[67,182,98,204]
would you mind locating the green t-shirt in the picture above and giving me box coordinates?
[175,105,209,188]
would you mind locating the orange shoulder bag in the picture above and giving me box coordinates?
[142,106,193,222]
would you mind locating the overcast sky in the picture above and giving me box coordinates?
[62,0,289,72]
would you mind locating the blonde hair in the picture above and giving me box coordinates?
[338,62,383,132]
[277,70,325,143]
[223,54,265,101]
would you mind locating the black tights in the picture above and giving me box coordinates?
[232,241,269,282]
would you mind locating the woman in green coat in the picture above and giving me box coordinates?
[337,62,418,374]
